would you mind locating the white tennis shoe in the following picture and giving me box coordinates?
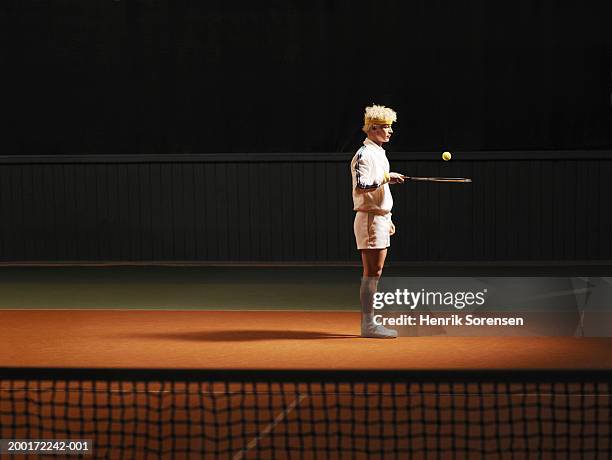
[361,319,398,339]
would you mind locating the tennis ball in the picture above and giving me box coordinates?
[442,151,452,161]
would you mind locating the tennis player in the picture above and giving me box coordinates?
[350,105,404,338]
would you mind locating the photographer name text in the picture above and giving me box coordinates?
[373,314,524,327]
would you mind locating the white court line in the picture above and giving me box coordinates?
[232,394,307,460]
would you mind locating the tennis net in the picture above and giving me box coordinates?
[1,368,611,459]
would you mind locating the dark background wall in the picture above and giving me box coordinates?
[2,0,612,154]
[1,1,611,263]
[1,152,611,263]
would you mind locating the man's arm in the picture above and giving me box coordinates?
[353,153,390,193]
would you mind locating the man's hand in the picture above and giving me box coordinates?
[389,172,405,184]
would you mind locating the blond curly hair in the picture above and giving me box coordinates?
[362,104,397,133]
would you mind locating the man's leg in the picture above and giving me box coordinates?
[360,248,397,338]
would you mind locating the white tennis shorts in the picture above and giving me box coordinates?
[354,212,392,250]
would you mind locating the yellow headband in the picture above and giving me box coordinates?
[368,118,393,126]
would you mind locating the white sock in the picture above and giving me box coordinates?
[360,276,379,324]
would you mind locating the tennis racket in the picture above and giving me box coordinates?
[401,176,472,183]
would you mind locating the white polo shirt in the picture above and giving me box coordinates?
[350,138,393,215]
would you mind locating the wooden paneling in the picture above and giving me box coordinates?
[0,152,611,263]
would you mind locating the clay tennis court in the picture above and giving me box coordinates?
[1,306,612,459]
[2,266,612,458]
[2,309,612,370]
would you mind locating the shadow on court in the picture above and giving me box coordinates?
[116,330,361,341]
